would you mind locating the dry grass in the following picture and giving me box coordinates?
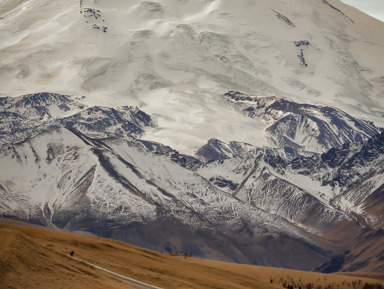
[1,219,383,289]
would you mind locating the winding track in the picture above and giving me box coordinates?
[73,257,164,289]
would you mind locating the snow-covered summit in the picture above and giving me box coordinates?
[0,0,383,152]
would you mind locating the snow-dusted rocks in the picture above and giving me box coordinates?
[0,92,155,144]
[197,131,384,230]
[226,91,382,154]
[0,126,331,269]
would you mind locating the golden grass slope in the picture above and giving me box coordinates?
[0,219,383,289]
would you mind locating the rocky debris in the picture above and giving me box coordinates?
[294,40,311,47]
[321,0,354,23]
[272,9,295,27]
[80,1,108,33]
[297,49,308,67]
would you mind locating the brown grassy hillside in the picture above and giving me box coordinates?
[1,219,383,289]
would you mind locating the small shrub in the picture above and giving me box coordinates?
[362,283,384,289]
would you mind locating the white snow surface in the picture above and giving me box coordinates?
[0,0,383,153]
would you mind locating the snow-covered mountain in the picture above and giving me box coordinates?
[1,0,384,273]
[0,126,334,270]
[0,0,383,152]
